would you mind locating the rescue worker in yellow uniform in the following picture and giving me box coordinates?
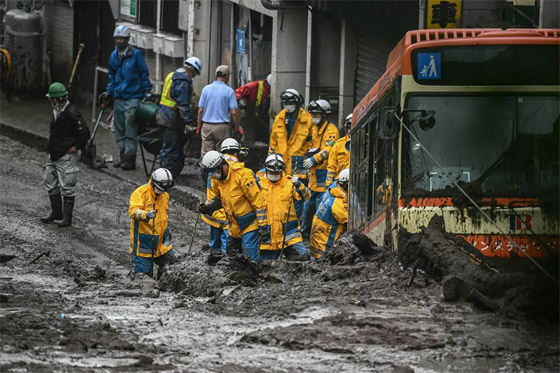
[259,154,311,261]
[301,99,339,236]
[198,151,268,261]
[128,168,176,277]
[201,138,244,253]
[326,113,352,187]
[269,88,312,222]
[309,168,349,259]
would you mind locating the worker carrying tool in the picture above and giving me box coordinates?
[128,168,176,277]
[198,150,267,261]
[259,154,311,261]
[301,99,340,236]
[156,56,202,178]
[41,82,90,228]
[326,113,352,187]
[309,168,349,259]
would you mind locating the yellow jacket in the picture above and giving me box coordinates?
[326,134,350,187]
[128,181,172,258]
[211,160,267,238]
[269,108,313,179]
[309,183,348,258]
[308,121,339,192]
[259,174,311,251]
[201,154,241,229]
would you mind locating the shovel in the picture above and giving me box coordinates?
[81,106,107,169]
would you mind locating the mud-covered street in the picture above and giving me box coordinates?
[0,134,558,372]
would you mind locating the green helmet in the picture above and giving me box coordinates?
[46,82,68,98]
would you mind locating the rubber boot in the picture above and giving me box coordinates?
[40,194,63,223]
[58,196,75,228]
[113,150,125,168]
[121,155,136,170]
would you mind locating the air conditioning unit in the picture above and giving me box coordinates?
[163,35,184,58]
[153,33,165,54]
[136,27,154,49]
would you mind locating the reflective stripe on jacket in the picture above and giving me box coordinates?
[308,121,339,192]
[309,183,348,258]
[269,108,313,179]
[128,181,172,258]
[259,174,311,251]
[211,160,267,238]
[326,134,350,187]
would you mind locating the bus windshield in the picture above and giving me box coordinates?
[402,95,559,199]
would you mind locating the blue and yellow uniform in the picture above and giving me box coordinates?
[259,174,311,260]
[269,108,313,180]
[309,182,348,259]
[326,134,350,187]
[128,180,173,273]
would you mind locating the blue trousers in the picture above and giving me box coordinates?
[210,226,229,253]
[133,249,175,274]
[225,229,259,261]
[301,190,323,233]
[259,241,310,261]
[114,98,140,158]
[159,125,183,177]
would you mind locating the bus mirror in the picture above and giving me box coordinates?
[380,107,399,140]
[417,110,436,131]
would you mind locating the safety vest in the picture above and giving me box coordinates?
[160,71,176,108]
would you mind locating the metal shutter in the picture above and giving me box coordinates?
[354,30,394,106]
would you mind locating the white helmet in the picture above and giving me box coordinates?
[151,168,175,191]
[200,150,225,170]
[220,138,240,153]
[344,113,353,128]
[113,25,131,38]
[281,88,303,104]
[264,154,286,172]
[307,99,331,115]
[184,56,202,74]
[338,169,350,183]
[266,73,272,84]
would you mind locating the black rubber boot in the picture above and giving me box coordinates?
[121,155,136,170]
[58,196,75,228]
[113,150,125,168]
[40,194,63,223]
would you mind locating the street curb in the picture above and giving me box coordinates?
[0,121,204,211]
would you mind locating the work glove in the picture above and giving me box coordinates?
[234,127,244,142]
[146,210,157,220]
[198,198,222,215]
[197,202,206,214]
[99,92,112,108]
[291,175,300,186]
[302,158,314,169]
[237,98,247,110]
[258,226,271,244]
[196,126,202,138]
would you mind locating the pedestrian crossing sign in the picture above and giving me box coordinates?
[418,53,441,80]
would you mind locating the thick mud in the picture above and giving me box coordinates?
[1,135,559,372]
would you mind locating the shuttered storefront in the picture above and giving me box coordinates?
[354,30,394,106]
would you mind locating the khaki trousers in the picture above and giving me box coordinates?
[200,122,231,157]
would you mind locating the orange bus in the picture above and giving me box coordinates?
[349,29,559,258]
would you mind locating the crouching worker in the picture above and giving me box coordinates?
[41,82,90,227]
[259,154,311,261]
[128,168,176,278]
[309,169,349,259]
[198,151,267,261]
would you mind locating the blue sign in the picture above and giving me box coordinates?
[236,29,246,54]
[418,53,441,79]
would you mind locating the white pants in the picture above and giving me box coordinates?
[43,153,79,197]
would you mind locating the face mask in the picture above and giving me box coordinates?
[116,40,128,50]
[268,173,281,182]
[284,105,296,114]
[312,117,321,125]
[212,170,222,180]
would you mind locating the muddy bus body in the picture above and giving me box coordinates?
[349,29,559,258]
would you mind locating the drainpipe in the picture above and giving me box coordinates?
[155,0,163,94]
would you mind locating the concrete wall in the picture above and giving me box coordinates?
[540,0,560,27]
[45,1,73,85]
[338,19,357,129]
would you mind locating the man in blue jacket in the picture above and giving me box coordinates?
[104,25,152,171]
[156,56,202,178]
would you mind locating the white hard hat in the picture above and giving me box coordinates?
[281,89,303,104]
[113,25,131,38]
[338,169,350,183]
[220,138,240,153]
[200,150,225,170]
[151,168,175,191]
[308,99,331,115]
[184,56,202,74]
[266,73,272,84]
[344,113,353,128]
[264,154,286,172]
